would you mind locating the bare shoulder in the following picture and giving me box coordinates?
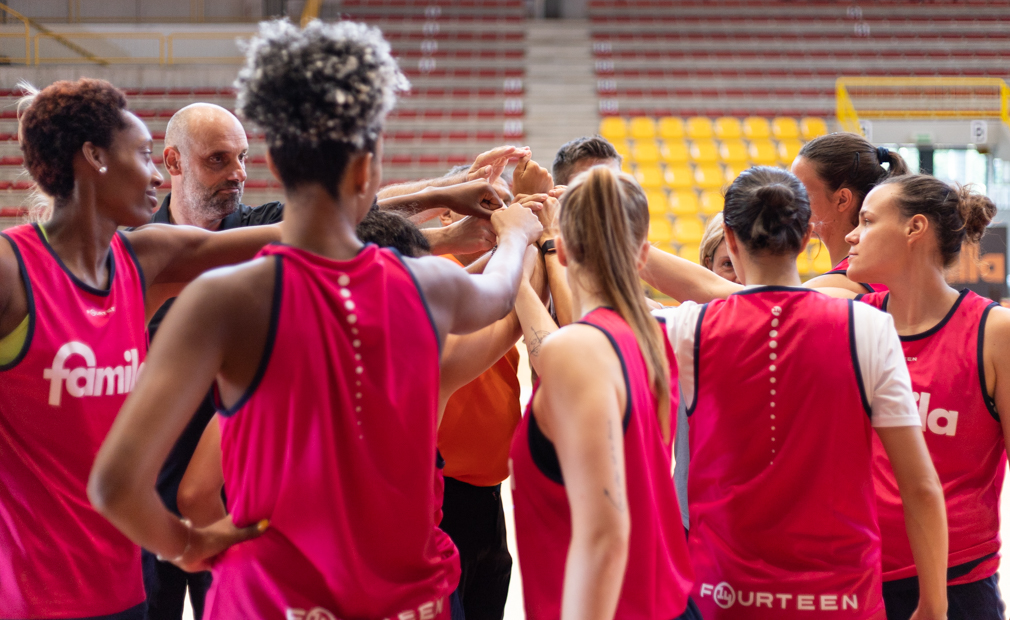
[984,304,1010,340]
[0,234,25,338]
[539,323,621,378]
[805,273,869,295]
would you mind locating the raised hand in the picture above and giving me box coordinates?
[467,145,531,184]
[512,154,554,197]
[437,215,498,256]
[491,201,544,247]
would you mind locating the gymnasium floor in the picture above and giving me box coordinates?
[184,343,1010,619]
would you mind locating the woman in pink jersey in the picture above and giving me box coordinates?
[507,166,697,620]
[0,78,286,620]
[89,20,542,619]
[651,167,947,620]
[794,133,908,295]
[844,175,1010,619]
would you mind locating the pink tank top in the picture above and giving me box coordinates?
[203,243,460,619]
[828,257,888,294]
[689,288,884,619]
[509,308,694,620]
[860,290,1005,584]
[0,224,147,618]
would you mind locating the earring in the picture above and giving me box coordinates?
[98,166,107,174]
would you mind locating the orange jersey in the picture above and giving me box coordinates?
[437,255,522,486]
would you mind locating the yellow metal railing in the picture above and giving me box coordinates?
[31,31,255,65]
[836,77,1010,137]
[0,3,31,64]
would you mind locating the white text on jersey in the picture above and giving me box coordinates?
[43,342,143,406]
[914,391,958,436]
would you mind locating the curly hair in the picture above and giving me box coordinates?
[237,19,407,150]
[19,78,130,199]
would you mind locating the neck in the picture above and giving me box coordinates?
[736,255,803,287]
[45,186,119,289]
[568,267,610,321]
[880,259,960,335]
[816,218,852,267]
[168,190,224,231]
[281,185,364,261]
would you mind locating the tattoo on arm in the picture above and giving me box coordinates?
[603,418,626,513]
[527,328,551,357]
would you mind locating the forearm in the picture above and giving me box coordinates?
[560,532,629,620]
[377,173,463,199]
[479,231,529,309]
[639,245,741,303]
[902,479,949,614]
[516,281,558,375]
[544,254,574,326]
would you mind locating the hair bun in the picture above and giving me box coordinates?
[755,183,797,219]
[956,184,996,244]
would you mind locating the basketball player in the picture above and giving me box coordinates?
[509,167,697,619]
[0,78,283,620]
[655,167,947,620]
[795,133,909,294]
[846,176,1010,619]
[88,20,541,619]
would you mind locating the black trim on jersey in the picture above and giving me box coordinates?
[686,303,707,417]
[389,247,441,357]
[825,269,848,276]
[978,302,1000,423]
[898,289,969,343]
[0,232,36,371]
[215,255,283,417]
[730,285,820,296]
[436,449,445,470]
[55,601,147,620]
[33,223,115,297]
[854,293,866,303]
[525,315,635,486]
[848,300,873,419]
[860,282,875,294]
[116,231,146,295]
[883,552,997,590]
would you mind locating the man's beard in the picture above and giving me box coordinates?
[182,176,243,223]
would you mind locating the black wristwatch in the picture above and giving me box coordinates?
[539,238,556,257]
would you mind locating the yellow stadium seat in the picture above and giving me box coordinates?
[669,191,700,217]
[811,243,833,273]
[673,216,706,245]
[778,139,803,166]
[611,139,630,160]
[629,116,657,141]
[742,116,771,140]
[646,190,668,216]
[690,140,720,165]
[772,117,801,141]
[748,140,778,166]
[699,190,724,216]
[621,159,634,174]
[600,117,627,141]
[635,165,665,190]
[694,165,725,191]
[657,117,685,141]
[686,116,714,141]
[724,164,749,183]
[649,217,674,245]
[632,141,661,165]
[664,166,695,191]
[719,140,749,166]
[800,117,829,141]
[678,244,702,264]
[660,141,690,166]
[714,117,743,141]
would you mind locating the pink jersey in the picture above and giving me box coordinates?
[860,290,1005,584]
[827,257,888,294]
[204,243,460,619]
[0,224,147,618]
[688,288,884,619]
[509,308,694,620]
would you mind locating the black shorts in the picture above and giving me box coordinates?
[883,572,1005,620]
[673,597,703,620]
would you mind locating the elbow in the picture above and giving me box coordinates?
[581,520,631,568]
[87,462,134,519]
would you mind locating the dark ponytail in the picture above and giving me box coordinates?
[723,166,811,255]
[798,133,910,225]
[880,175,996,266]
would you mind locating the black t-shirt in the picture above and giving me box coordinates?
[147,194,284,515]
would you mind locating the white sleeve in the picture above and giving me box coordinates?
[654,302,705,413]
[852,302,921,428]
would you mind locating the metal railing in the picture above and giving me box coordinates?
[0,3,32,64]
[30,31,254,65]
[837,76,1010,136]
